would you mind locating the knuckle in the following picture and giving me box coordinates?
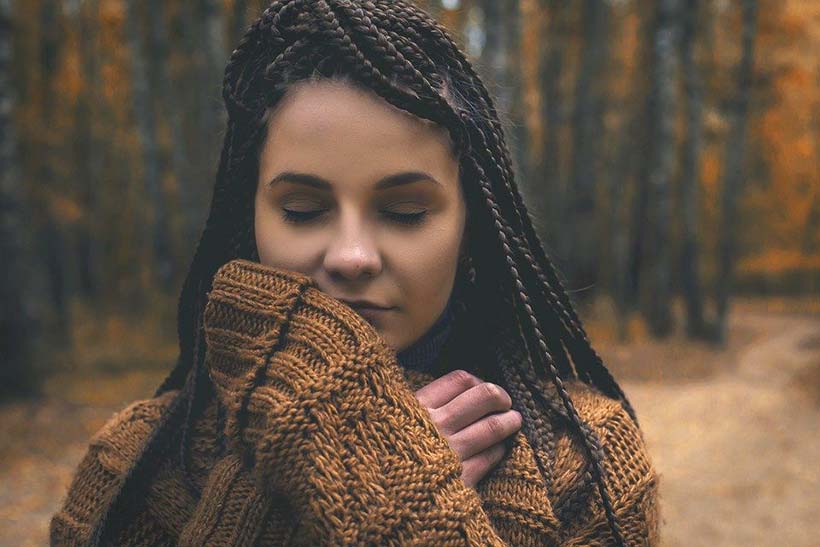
[481,382,511,408]
[430,407,450,430]
[450,369,480,390]
[481,382,501,400]
[485,414,504,436]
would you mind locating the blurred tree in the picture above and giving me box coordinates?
[535,0,570,247]
[0,0,803,375]
[38,0,72,342]
[604,5,649,340]
[415,0,443,20]
[73,0,102,298]
[679,0,707,338]
[146,0,192,278]
[124,0,174,289]
[197,0,229,147]
[179,0,228,256]
[0,0,42,397]
[643,0,682,338]
[476,0,528,187]
[564,0,612,298]
[715,0,759,344]
[230,0,251,49]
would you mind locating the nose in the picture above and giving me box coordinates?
[322,217,382,281]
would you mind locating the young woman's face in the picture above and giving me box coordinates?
[254,79,466,353]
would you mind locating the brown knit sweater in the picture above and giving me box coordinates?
[51,259,659,546]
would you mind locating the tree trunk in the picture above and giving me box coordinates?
[73,0,102,298]
[679,0,706,338]
[536,0,569,248]
[564,0,611,297]
[198,0,228,148]
[39,0,71,343]
[476,0,528,186]
[124,0,174,289]
[179,0,227,257]
[642,0,681,338]
[609,110,642,341]
[147,0,192,280]
[0,0,42,396]
[715,0,758,344]
[230,0,250,49]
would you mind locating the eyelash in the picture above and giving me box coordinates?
[281,209,428,226]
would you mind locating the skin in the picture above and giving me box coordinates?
[254,78,520,488]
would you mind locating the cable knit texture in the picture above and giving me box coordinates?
[50,259,660,546]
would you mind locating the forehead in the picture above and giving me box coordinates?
[259,80,458,184]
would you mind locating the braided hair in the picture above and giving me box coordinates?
[89,1,637,544]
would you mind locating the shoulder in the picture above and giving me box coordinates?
[87,389,180,474]
[562,379,655,484]
[552,379,660,545]
[50,390,181,545]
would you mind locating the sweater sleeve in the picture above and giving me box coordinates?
[203,259,508,546]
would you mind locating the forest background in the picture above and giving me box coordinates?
[0,0,818,545]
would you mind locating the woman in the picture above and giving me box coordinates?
[51,0,659,545]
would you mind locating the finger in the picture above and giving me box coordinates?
[448,409,522,460]
[461,442,507,489]
[414,369,483,409]
[433,382,513,434]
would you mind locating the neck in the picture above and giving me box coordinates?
[396,295,456,374]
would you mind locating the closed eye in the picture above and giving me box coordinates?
[281,209,428,226]
[281,209,327,224]
[382,210,427,225]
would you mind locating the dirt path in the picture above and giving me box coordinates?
[623,312,820,546]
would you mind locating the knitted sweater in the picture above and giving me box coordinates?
[51,259,660,546]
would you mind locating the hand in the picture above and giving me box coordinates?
[414,369,522,489]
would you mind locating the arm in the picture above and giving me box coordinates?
[203,259,507,546]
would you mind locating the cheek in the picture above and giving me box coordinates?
[254,191,317,269]
[392,219,462,323]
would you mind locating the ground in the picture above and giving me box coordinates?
[0,301,817,546]
[607,307,820,546]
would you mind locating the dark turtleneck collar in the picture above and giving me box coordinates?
[396,294,456,375]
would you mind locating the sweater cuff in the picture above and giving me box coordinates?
[204,259,439,471]
[203,260,504,544]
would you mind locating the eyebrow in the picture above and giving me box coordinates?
[267,171,443,191]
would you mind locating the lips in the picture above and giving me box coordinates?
[339,299,393,311]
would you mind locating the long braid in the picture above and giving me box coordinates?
[466,153,627,545]
[383,2,623,399]
[397,3,631,412]
[394,3,641,453]
[385,2,626,398]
